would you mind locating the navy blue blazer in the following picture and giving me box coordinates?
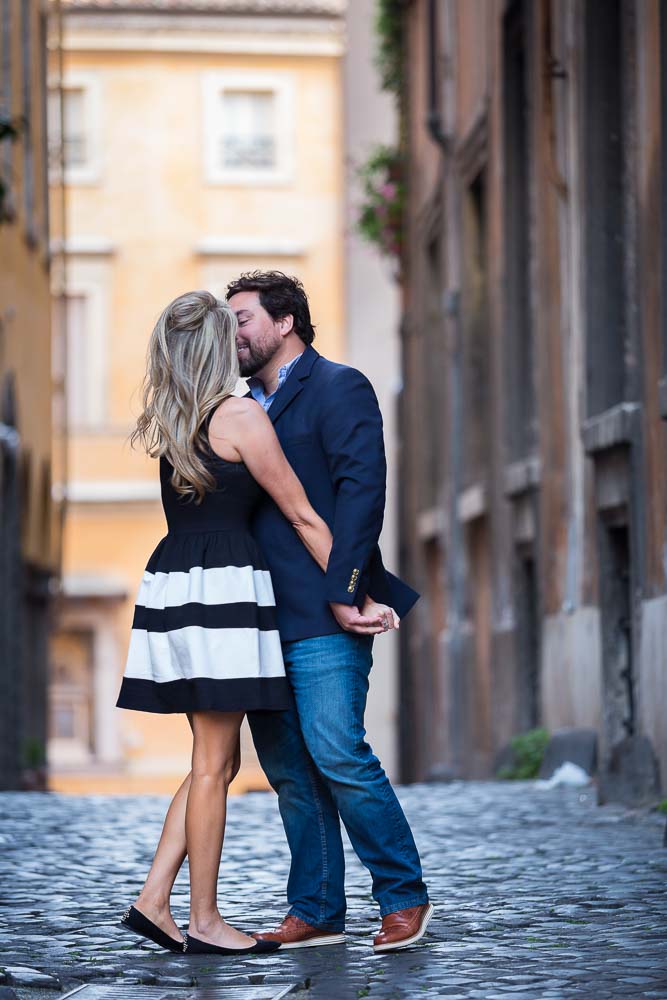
[250,345,419,642]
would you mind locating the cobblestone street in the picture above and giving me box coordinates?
[0,782,666,1000]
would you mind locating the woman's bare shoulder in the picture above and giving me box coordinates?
[210,395,268,438]
[212,394,262,421]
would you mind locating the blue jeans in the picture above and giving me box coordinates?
[248,632,428,930]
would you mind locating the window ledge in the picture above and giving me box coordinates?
[204,170,293,188]
[582,403,640,455]
[457,483,487,523]
[51,237,116,256]
[504,455,541,498]
[417,505,446,541]
[195,237,306,257]
[61,572,128,600]
[58,480,161,504]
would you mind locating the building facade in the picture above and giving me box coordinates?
[398,0,667,801]
[50,0,346,792]
[0,0,65,789]
[343,0,401,779]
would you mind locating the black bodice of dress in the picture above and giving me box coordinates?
[160,454,262,534]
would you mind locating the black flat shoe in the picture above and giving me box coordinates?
[184,933,280,955]
[121,905,184,953]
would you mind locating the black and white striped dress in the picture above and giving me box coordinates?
[116,454,290,714]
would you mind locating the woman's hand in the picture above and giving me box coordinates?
[329,596,400,635]
[361,596,400,634]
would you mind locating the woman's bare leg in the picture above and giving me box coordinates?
[186,710,253,948]
[133,772,191,942]
[133,717,241,942]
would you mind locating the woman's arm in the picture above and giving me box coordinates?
[209,397,396,634]
[209,397,332,572]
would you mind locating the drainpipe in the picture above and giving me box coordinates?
[425,0,467,776]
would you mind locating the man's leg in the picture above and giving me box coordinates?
[248,686,346,931]
[286,632,429,917]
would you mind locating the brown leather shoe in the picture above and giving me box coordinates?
[373,902,434,953]
[252,914,346,950]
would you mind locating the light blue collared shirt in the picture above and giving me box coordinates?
[248,353,303,412]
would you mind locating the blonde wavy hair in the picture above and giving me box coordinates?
[131,290,239,502]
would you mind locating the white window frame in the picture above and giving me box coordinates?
[54,70,103,186]
[202,71,294,186]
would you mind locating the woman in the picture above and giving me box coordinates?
[116,290,396,956]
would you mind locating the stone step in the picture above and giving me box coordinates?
[58,985,296,1000]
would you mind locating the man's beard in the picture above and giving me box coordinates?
[237,337,281,377]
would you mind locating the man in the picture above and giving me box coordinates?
[227,271,432,953]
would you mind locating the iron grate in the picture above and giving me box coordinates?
[58,985,296,1000]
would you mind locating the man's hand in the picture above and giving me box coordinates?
[330,598,400,635]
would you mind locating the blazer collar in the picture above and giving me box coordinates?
[266,345,319,425]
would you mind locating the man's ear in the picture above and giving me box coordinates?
[278,314,295,338]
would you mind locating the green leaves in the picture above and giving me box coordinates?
[375,0,405,95]
[498,727,550,780]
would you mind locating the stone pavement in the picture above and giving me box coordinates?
[0,782,666,1000]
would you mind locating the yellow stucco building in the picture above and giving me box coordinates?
[1,0,65,788]
[49,0,346,793]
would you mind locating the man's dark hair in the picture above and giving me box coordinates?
[226,270,316,346]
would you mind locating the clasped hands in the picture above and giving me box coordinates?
[330,596,400,635]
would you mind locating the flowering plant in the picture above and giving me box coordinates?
[356,145,404,262]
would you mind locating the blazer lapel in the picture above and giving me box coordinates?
[267,345,319,425]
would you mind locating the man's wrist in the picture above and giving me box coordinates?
[327,592,356,609]
[330,600,352,616]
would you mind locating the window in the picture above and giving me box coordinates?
[424,230,445,506]
[503,0,535,460]
[51,289,68,437]
[53,704,76,740]
[221,90,276,170]
[65,289,107,430]
[48,73,102,185]
[49,628,94,764]
[462,168,490,490]
[49,608,123,769]
[63,87,86,166]
[67,293,89,428]
[584,0,628,417]
[47,86,61,174]
[203,73,294,185]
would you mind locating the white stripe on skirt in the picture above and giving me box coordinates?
[124,625,285,683]
[136,566,276,609]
